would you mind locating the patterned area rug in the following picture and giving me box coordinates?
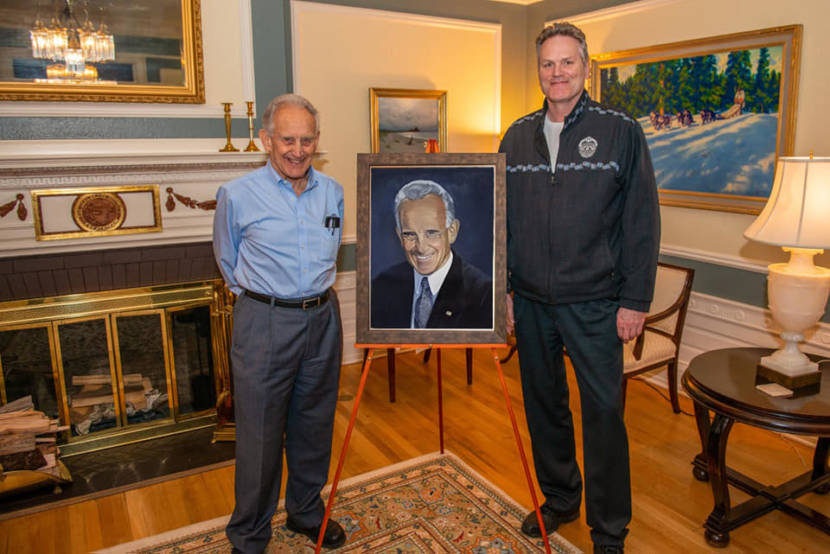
[97,451,581,553]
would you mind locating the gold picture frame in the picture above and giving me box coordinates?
[589,25,802,214]
[369,88,447,154]
[0,0,205,104]
[31,185,162,240]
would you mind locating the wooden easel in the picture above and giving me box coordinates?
[313,343,553,554]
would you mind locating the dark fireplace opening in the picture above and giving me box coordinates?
[0,242,230,457]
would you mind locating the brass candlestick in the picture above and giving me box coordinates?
[219,103,239,152]
[244,101,260,152]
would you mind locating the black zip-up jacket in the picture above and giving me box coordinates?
[499,91,660,312]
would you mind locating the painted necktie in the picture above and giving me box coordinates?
[414,276,433,328]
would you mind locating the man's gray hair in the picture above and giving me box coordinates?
[261,93,320,135]
[536,22,589,65]
[394,180,456,231]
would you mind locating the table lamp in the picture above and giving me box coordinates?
[744,155,830,390]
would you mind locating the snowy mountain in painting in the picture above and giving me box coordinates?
[641,112,778,197]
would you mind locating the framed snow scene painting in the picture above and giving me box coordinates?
[590,25,801,214]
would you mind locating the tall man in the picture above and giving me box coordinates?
[499,23,659,554]
[213,94,346,553]
[370,180,492,329]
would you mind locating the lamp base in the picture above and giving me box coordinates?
[757,354,821,392]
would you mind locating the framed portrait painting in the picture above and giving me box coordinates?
[369,88,447,154]
[356,153,506,346]
[589,25,802,214]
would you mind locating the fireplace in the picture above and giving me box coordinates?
[0,146,264,454]
[0,279,232,454]
[0,144,360,457]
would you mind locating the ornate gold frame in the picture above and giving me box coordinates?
[31,185,162,241]
[0,0,205,104]
[165,300,217,421]
[0,322,60,410]
[111,309,175,427]
[52,314,121,436]
[369,88,448,153]
[589,25,802,214]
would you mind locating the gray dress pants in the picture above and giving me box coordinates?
[226,291,342,553]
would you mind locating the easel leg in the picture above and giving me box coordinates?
[491,348,552,554]
[315,349,376,553]
[437,348,445,454]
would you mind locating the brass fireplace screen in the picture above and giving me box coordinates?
[0,280,232,448]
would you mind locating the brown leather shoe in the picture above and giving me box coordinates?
[286,517,346,549]
[520,506,580,537]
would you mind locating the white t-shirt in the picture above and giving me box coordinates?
[543,116,564,167]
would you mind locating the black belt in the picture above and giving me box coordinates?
[244,289,329,310]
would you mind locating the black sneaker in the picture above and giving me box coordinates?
[285,517,346,549]
[520,506,580,537]
[593,545,624,554]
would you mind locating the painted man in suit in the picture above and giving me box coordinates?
[371,179,493,329]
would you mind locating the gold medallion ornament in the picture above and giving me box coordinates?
[72,192,127,232]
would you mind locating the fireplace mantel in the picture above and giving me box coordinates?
[0,139,268,258]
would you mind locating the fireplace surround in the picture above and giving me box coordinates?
[0,279,229,454]
[0,144,265,453]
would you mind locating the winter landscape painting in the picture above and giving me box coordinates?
[369,88,447,154]
[590,26,801,213]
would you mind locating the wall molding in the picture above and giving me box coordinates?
[0,102,250,119]
[290,0,503,145]
[563,0,684,25]
[0,139,268,165]
[649,291,830,400]
[333,273,830,375]
[660,244,769,274]
[238,0,257,111]
[0,149,266,258]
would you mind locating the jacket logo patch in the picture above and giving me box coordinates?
[578,136,598,159]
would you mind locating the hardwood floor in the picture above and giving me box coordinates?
[2,347,829,553]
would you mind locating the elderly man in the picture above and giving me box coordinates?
[371,179,492,329]
[499,23,660,554]
[213,93,346,553]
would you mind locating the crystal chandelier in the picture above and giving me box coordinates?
[30,0,115,81]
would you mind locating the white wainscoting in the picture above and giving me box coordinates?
[334,272,830,397]
[680,291,830,382]
[334,271,361,365]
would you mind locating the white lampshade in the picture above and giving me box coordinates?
[744,156,830,249]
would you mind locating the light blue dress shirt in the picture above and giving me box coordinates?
[213,162,344,298]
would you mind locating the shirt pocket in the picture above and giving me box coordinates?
[316,224,340,264]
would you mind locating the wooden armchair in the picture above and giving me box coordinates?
[622,262,694,413]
